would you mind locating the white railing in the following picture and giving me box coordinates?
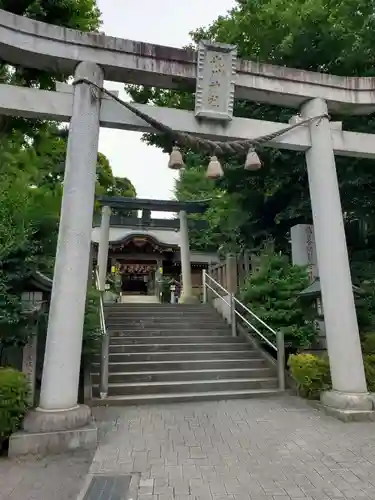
[202,270,285,390]
[95,269,109,398]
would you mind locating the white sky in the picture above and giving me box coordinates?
[96,0,235,210]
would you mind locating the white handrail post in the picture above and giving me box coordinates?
[230,293,237,337]
[202,270,207,304]
[276,330,285,390]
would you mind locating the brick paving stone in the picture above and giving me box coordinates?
[0,450,94,500]
[90,395,375,500]
[3,394,375,500]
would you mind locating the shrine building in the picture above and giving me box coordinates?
[91,197,218,299]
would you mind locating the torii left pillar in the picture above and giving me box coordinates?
[9,62,103,456]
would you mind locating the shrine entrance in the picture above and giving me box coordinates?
[4,5,375,455]
[118,262,156,295]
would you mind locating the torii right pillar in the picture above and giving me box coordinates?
[301,98,374,420]
[178,210,196,303]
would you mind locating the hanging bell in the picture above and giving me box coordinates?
[288,114,303,125]
[168,146,184,170]
[206,156,224,179]
[244,148,262,171]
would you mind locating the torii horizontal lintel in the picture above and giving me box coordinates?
[0,83,374,159]
[1,9,375,114]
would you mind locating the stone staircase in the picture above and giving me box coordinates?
[91,303,279,405]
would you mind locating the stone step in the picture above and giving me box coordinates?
[108,342,252,353]
[106,314,223,321]
[105,304,211,310]
[93,377,278,397]
[91,388,281,406]
[100,350,261,362]
[120,295,159,304]
[108,329,231,337]
[91,367,275,384]
[106,304,217,310]
[92,303,279,406]
[109,336,242,344]
[107,315,224,320]
[106,321,230,330]
[92,358,268,372]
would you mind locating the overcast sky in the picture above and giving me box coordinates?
[96,0,235,210]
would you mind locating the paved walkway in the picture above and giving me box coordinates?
[0,449,94,500]
[2,395,375,500]
[89,395,375,500]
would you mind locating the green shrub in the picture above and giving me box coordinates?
[360,333,375,391]
[364,355,375,392]
[239,250,317,349]
[288,351,375,398]
[288,353,331,399]
[361,333,375,355]
[0,368,29,440]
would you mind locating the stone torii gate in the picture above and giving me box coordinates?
[2,11,375,455]
[95,196,210,305]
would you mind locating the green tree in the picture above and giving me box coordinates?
[127,0,375,254]
[0,130,136,352]
[174,154,247,253]
[0,0,101,90]
[0,135,59,351]
[96,153,137,198]
[239,249,316,349]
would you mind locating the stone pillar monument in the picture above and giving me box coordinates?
[179,210,194,303]
[10,62,103,456]
[226,254,238,294]
[290,224,318,282]
[290,223,327,349]
[301,97,372,418]
[97,205,111,291]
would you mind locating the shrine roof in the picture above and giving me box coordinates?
[91,226,180,247]
[91,227,219,263]
[26,271,53,293]
[300,277,363,298]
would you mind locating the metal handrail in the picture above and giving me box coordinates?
[205,282,231,308]
[234,308,276,351]
[233,296,278,339]
[95,268,109,398]
[203,270,285,390]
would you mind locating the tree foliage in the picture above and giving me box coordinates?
[0,129,136,349]
[127,0,375,258]
[174,154,247,253]
[0,0,101,91]
[0,2,137,352]
[239,249,316,349]
[0,135,59,349]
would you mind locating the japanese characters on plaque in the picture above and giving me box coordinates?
[195,41,237,121]
[305,225,317,281]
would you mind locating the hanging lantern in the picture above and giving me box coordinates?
[244,148,262,171]
[206,156,224,179]
[168,146,184,170]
